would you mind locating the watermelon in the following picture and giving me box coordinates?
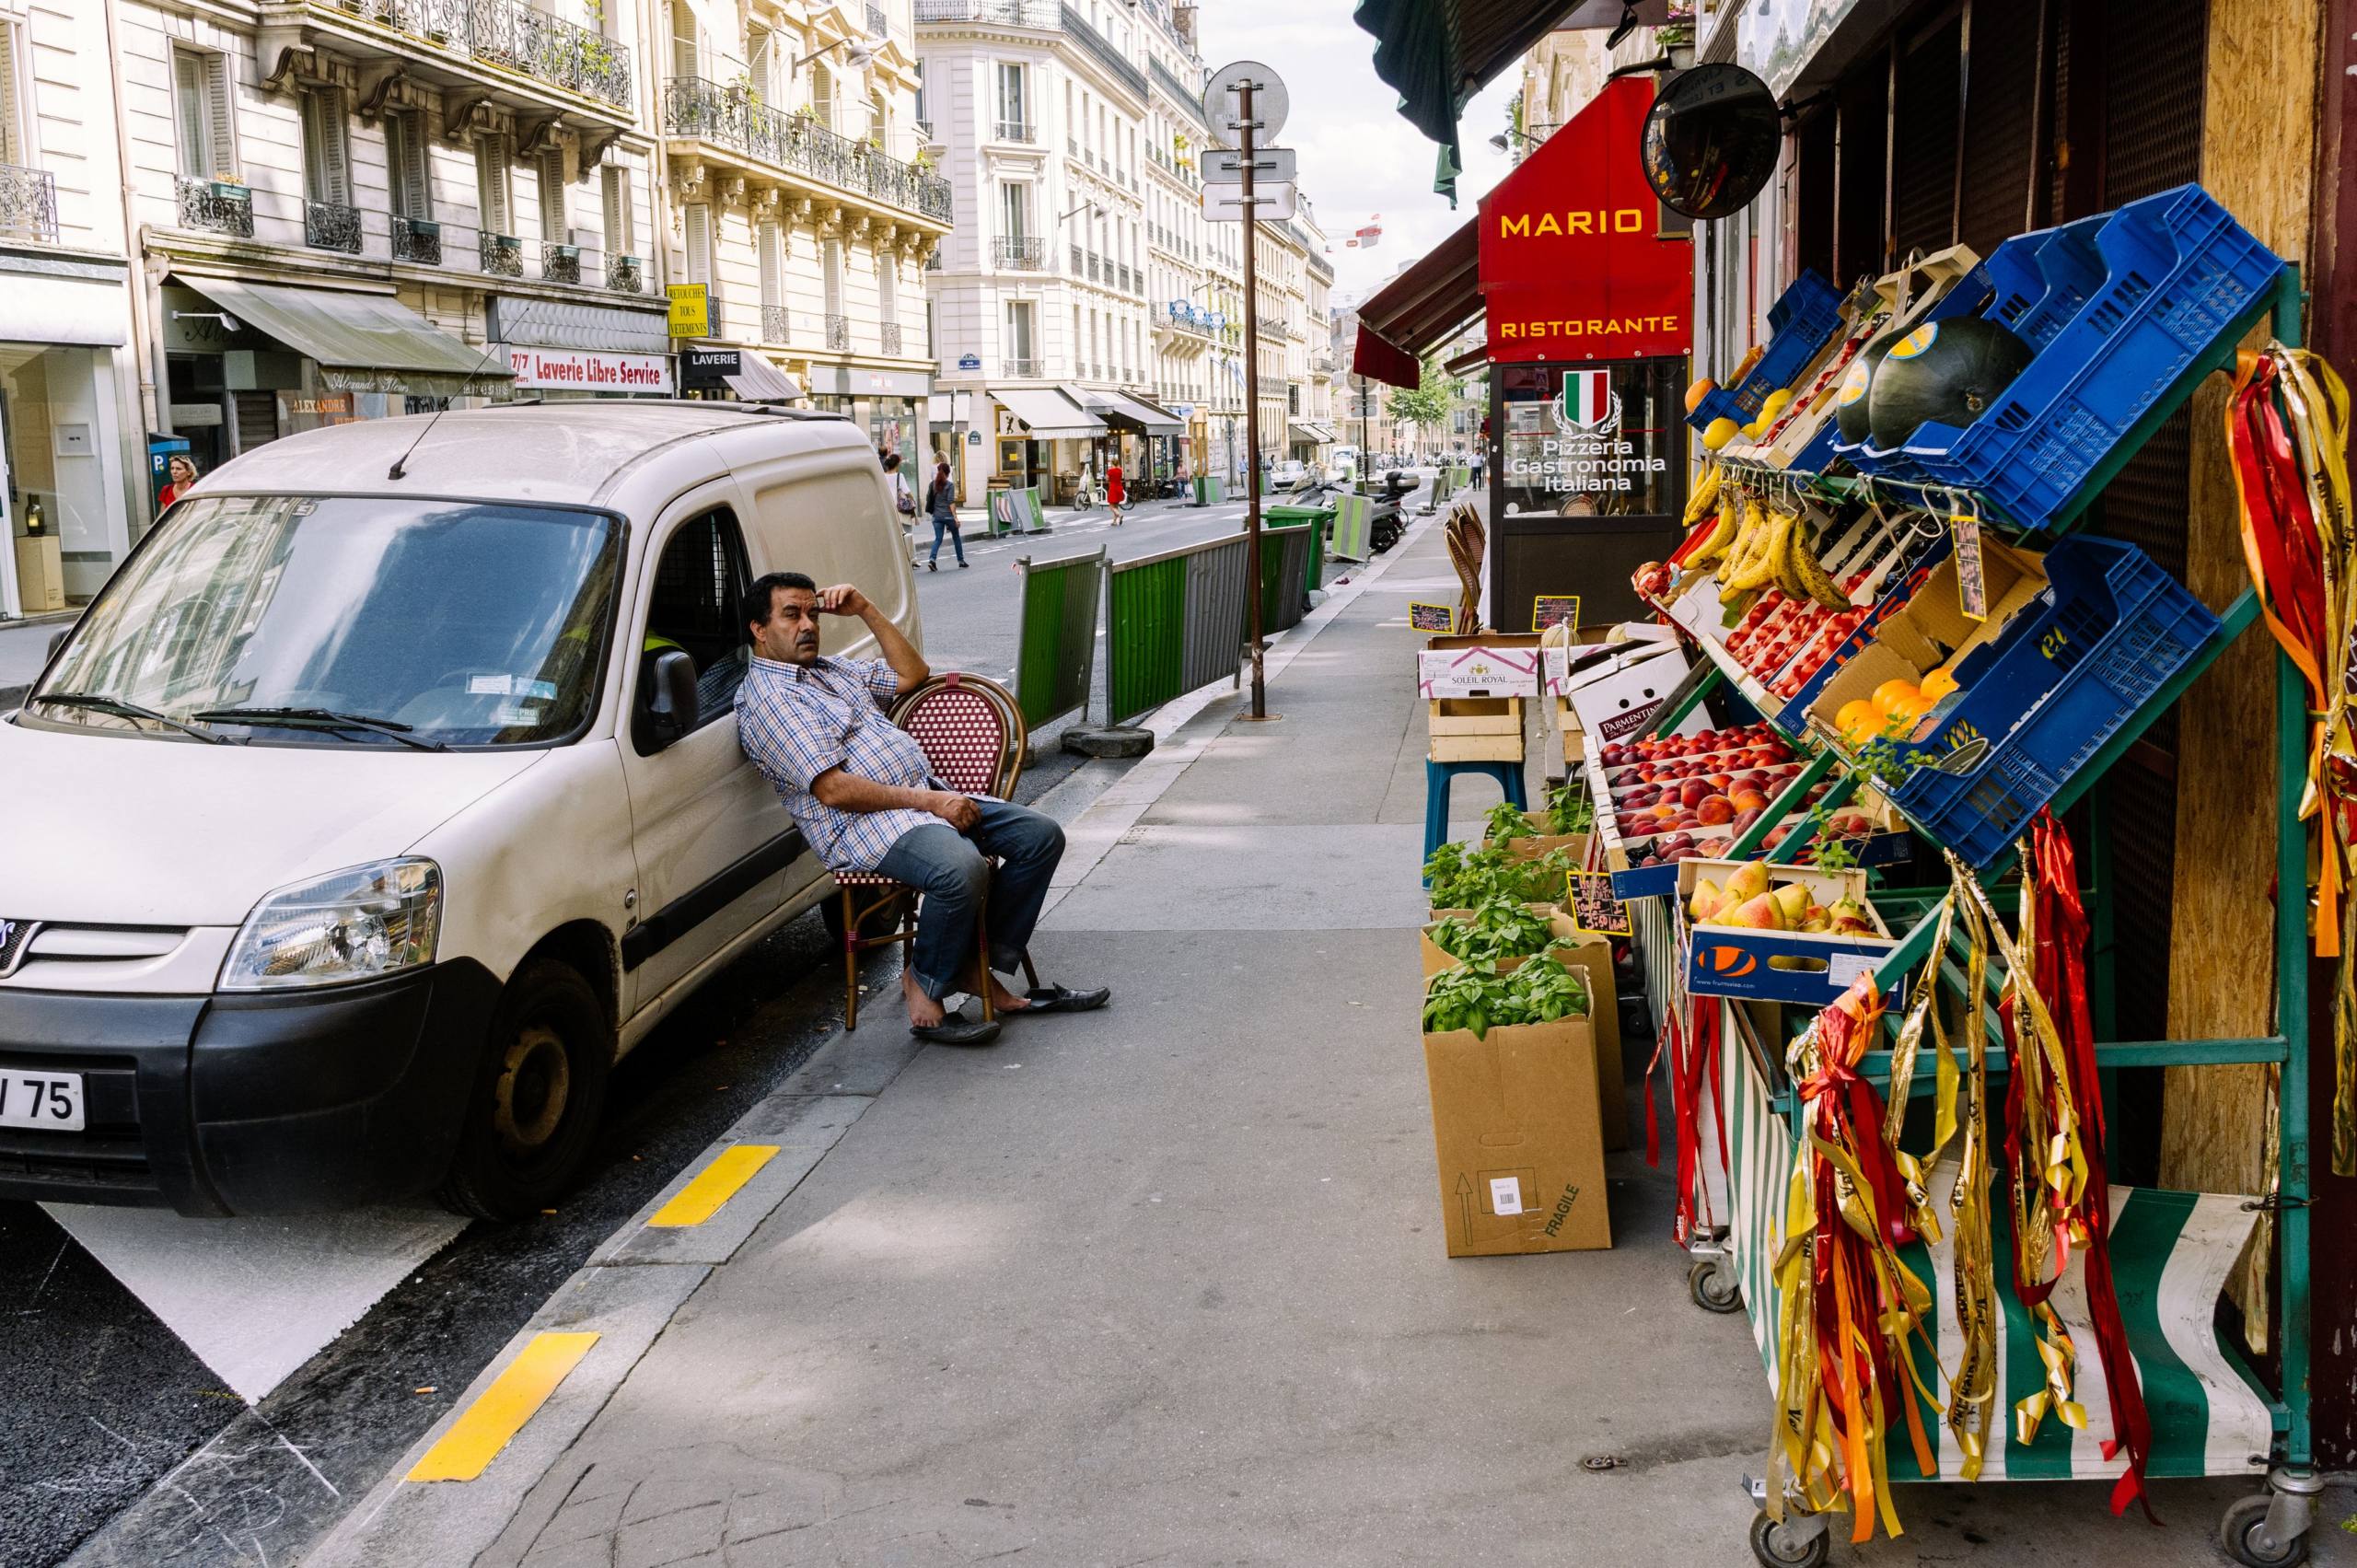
[1833,331,1900,446]
[1866,316,2034,451]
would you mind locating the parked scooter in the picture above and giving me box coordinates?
[1367,468,1417,553]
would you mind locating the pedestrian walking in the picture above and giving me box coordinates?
[1106,458,1125,526]
[924,458,966,570]
[884,452,917,563]
[158,453,198,509]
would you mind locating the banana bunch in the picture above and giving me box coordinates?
[1779,512,1852,610]
[1682,460,1724,527]
[1687,492,1741,567]
[1718,498,1791,599]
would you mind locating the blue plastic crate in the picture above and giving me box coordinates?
[1891,536,2223,867]
[1687,271,1844,435]
[1822,267,1995,478]
[1899,184,2290,531]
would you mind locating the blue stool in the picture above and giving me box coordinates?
[1423,757,1528,877]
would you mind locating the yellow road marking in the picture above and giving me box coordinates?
[646,1144,780,1228]
[407,1331,599,1482]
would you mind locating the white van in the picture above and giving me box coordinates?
[0,403,918,1219]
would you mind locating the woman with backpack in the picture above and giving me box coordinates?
[924,458,966,570]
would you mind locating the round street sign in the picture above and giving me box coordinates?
[1202,60,1288,149]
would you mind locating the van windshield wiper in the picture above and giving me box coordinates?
[192,706,451,752]
[34,691,230,744]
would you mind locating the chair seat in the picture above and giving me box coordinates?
[833,869,904,889]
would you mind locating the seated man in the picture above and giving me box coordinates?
[736,572,1109,1046]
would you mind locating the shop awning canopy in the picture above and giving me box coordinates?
[1081,389,1185,436]
[722,353,804,402]
[1290,422,1337,443]
[180,275,514,398]
[1353,0,1670,197]
[1349,215,1480,390]
[993,385,1105,439]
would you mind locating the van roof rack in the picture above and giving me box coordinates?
[478,398,851,422]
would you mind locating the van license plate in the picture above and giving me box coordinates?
[0,1070,84,1132]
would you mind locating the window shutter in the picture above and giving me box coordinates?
[476,134,510,237]
[394,110,433,219]
[823,238,842,315]
[203,52,237,180]
[879,252,897,326]
[749,26,772,98]
[758,219,781,310]
[601,164,629,253]
[299,89,325,203]
[539,145,565,242]
[0,21,20,168]
[684,201,711,283]
[172,51,206,175]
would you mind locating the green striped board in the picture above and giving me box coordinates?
[1716,1031,2273,1483]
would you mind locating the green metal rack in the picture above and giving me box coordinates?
[1639,269,2320,1566]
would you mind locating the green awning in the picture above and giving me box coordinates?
[182,275,514,398]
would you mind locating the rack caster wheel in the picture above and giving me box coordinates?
[2222,1493,2309,1567]
[1689,1256,1743,1314]
[1748,1510,1829,1568]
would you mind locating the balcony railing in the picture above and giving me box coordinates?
[353,0,634,110]
[916,118,935,142]
[0,164,59,244]
[176,176,254,238]
[993,236,1046,270]
[392,215,442,264]
[880,322,902,355]
[1004,355,1039,377]
[304,199,362,252]
[662,76,953,223]
[1069,243,1083,273]
[993,118,1034,143]
[1149,54,1197,109]
[606,252,643,291]
[915,0,1056,22]
[1086,252,1101,282]
[1059,3,1146,98]
[542,242,581,284]
[866,1,889,36]
[481,231,524,276]
[761,304,791,343]
[925,246,943,270]
[825,314,850,351]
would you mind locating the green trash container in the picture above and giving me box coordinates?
[1265,503,1335,589]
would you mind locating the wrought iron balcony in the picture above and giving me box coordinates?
[344,0,634,110]
[0,164,58,244]
[175,176,253,238]
[606,252,644,291]
[993,236,1046,270]
[825,314,850,351]
[303,199,363,252]
[993,118,1035,144]
[761,304,791,343]
[1069,243,1083,274]
[866,1,889,36]
[914,0,1057,22]
[1059,4,1146,97]
[1086,251,1101,282]
[393,215,442,264]
[542,242,581,284]
[481,232,525,277]
[880,322,903,355]
[1004,356,1038,377]
[662,76,954,224]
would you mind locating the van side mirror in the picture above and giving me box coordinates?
[636,649,699,752]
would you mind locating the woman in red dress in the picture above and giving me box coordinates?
[1105,458,1125,525]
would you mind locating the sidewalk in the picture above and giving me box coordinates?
[319,516,2267,1567]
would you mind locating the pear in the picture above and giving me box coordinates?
[1728,891,1783,931]
[1828,895,1876,936]
[1801,904,1831,934]
[1723,859,1771,906]
[1770,883,1811,927]
[1688,878,1724,923]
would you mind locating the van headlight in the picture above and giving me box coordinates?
[220,859,442,991]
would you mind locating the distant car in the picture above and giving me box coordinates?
[1270,459,1308,488]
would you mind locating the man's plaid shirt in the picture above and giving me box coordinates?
[737,653,941,873]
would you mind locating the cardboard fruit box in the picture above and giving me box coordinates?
[1672,856,1901,1007]
[1421,633,1543,763]
[1422,962,1611,1256]
[1420,917,1629,1153]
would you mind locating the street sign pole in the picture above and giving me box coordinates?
[1240,77,1266,721]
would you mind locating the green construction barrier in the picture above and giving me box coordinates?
[1266,503,1336,590]
[1013,546,1105,728]
[1021,486,1049,532]
[1327,493,1372,562]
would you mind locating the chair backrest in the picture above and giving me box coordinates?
[892,672,1026,797]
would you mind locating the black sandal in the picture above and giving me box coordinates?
[1012,984,1111,1015]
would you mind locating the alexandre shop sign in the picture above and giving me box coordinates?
[1479,76,1693,366]
[502,346,674,394]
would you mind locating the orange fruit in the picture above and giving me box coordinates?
[1871,678,1923,713]
[1685,377,1717,414]
[1835,698,1877,735]
[1920,668,1960,702]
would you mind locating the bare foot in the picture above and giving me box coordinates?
[954,960,1032,1014]
[903,970,946,1028]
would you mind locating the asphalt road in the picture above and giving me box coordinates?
[0,477,1397,1568]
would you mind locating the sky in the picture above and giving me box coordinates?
[1189,0,1524,308]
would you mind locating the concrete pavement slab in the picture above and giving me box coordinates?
[1040,823,1434,930]
[588,1096,872,1269]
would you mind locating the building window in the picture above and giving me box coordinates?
[822,238,843,317]
[600,162,632,253]
[0,18,24,168]
[811,65,835,132]
[171,47,237,179]
[298,87,351,207]
[537,146,567,244]
[879,250,899,329]
[669,2,699,79]
[475,133,512,238]
[748,24,773,100]
[913,58,926,127]
[997,180,1028,242]
[1006,300,1034,368]
[995,62,1027,139]
[684,200,713,284]
[758,218,784,319]
[387,110,432,220]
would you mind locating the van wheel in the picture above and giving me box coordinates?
[438,958,610,1222]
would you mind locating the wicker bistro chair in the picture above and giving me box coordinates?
[835,672,1041,1030]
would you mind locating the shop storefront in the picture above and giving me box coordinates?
[986,384,1103,504]
[806,366,935,460]
[488,295,674,401]
[0,255,139,618]
[1353,76,1692,627]
[679,344,803,403]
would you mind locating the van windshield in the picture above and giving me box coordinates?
[28,494,621,749]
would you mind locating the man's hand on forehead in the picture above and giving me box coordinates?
[816,584,868,616]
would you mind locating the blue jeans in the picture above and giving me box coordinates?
[929,516,965,564]
[874,798,1064,999]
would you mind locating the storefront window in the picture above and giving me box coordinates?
[3,343,123,610]
[1494,359,1685,520]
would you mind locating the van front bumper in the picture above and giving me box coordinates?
[0,960,500,1216]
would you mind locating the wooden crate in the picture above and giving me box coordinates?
[1429,695,1524,761]
[1553,695,1584,764]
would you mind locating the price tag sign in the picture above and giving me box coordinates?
[1531,595,1581,633]
[1951,503,1988,622]
[1567,871,1631,936]
[1409,602,1456,633]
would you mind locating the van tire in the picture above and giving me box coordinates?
[437,958,610,1222]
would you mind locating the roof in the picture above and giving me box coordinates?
[188,402,862,508]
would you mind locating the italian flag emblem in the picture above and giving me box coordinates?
[1558,369,1613,429]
